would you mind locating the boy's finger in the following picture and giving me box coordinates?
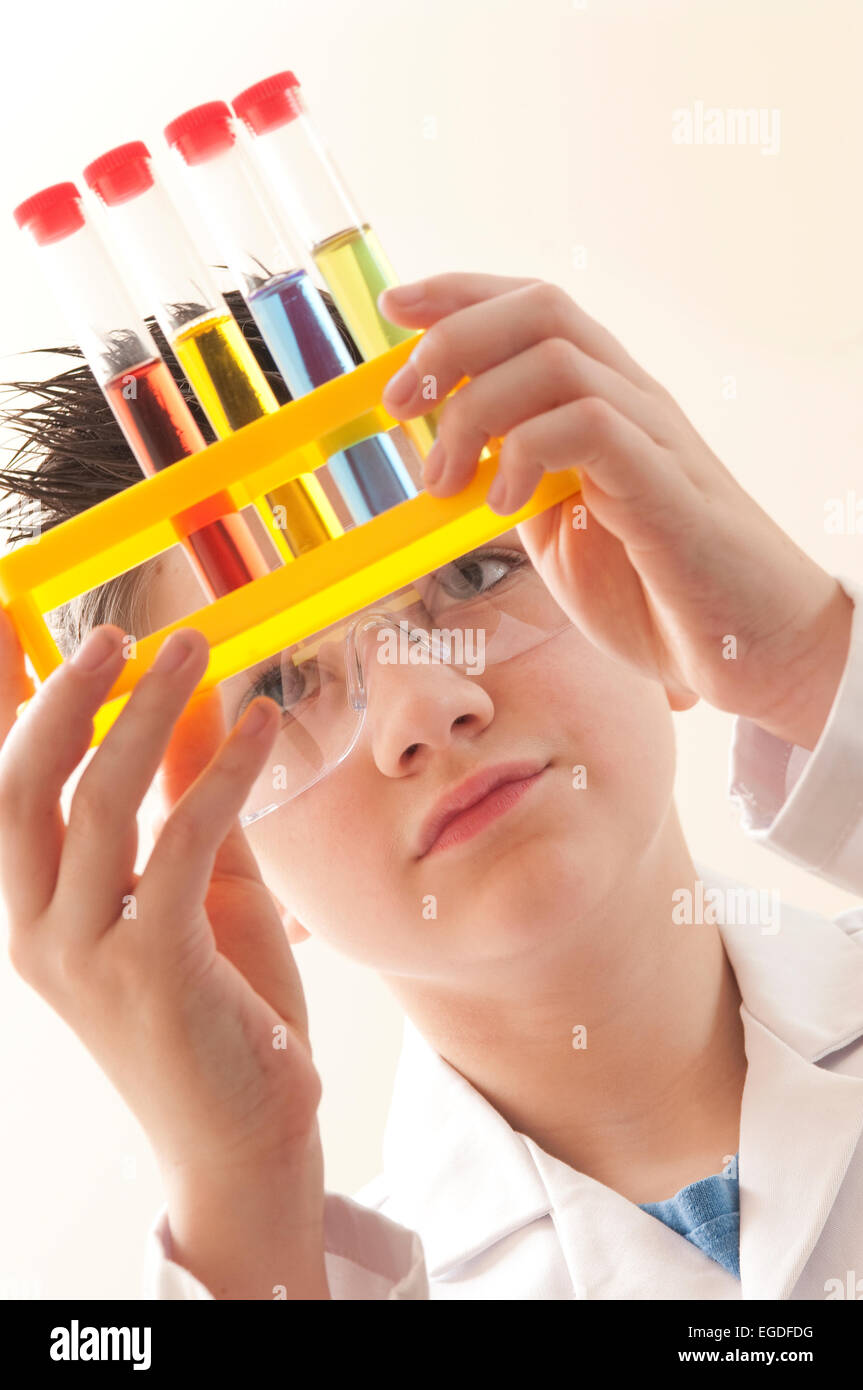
[157,682,228,809]
[380,276,658,397]
[137,698,280,937]
[140,696,306,1028]
[0,626,127,924]
[379,273,542,326]
[415,339,656,502]
[156,686,265,883]
[55,630,213,934]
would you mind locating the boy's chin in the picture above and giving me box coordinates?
[452,839,606,946]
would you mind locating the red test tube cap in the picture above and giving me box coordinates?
[232,71,304,135]
[13,182,84,245]
[83,141,154,206]
[164,102,237,165]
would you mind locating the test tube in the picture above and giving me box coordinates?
[164,102,418,525]
[82,140,342,559]
[231,71,438,456]
[13,182,272,601]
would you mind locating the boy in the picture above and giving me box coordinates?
[1,273,860,1299]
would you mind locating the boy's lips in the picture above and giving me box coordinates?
[414,759,550,859]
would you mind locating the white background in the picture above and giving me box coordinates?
[0,0,861,1297]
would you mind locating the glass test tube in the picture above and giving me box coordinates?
[163,102,417,526]
[13,182,271,601]
[232,71,438,457]
[82,140,341,560]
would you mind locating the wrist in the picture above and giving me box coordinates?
[161,1128,330,1300]
[754,580,853,751]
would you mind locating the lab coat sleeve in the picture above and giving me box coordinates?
[728,573,863,898]
[142,1191,429,1300]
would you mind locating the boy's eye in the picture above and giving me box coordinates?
[233,546,529,721]
[237,655,323,720]
[435,547,527,602]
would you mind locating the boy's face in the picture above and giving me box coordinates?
[146,529,678,979]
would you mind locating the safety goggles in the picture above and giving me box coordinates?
[214,531,573,826]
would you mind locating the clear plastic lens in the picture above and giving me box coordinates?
[218,539,572,825]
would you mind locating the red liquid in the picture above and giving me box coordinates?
[104,358,270,598]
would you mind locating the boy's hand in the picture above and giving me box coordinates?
[380,273,852,750]
[0,620,328,1297]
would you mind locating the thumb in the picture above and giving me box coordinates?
[158,683,227,810]
[155,684,264,883]
[155,683,307,1026]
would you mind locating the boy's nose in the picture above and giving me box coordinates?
[356,620,495,773]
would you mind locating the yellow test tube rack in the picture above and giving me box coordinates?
[0,332,581,747]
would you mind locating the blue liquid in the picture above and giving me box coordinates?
[248,269,417,523]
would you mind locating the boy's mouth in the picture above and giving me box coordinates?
[415,759,549,859]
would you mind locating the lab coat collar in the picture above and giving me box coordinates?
[736,1010,863,1298]
[709,865,863,1298]
[381,1016,553,1277]
[380,866,863,1292]
[708,862,863,1063]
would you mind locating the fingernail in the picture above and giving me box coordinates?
[486,474,509,513]
[71,628,120,671]
[423,441,446,487]
[239,699,276,737]
[381,283,426,307]
[384,363,417,408]
[152,630,197,674]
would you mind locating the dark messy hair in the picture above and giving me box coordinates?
[0,288,362,656]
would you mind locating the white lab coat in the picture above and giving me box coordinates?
[143,572,863,1300]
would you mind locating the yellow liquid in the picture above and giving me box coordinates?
[313,224,439,458]
[173,312,342,557]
